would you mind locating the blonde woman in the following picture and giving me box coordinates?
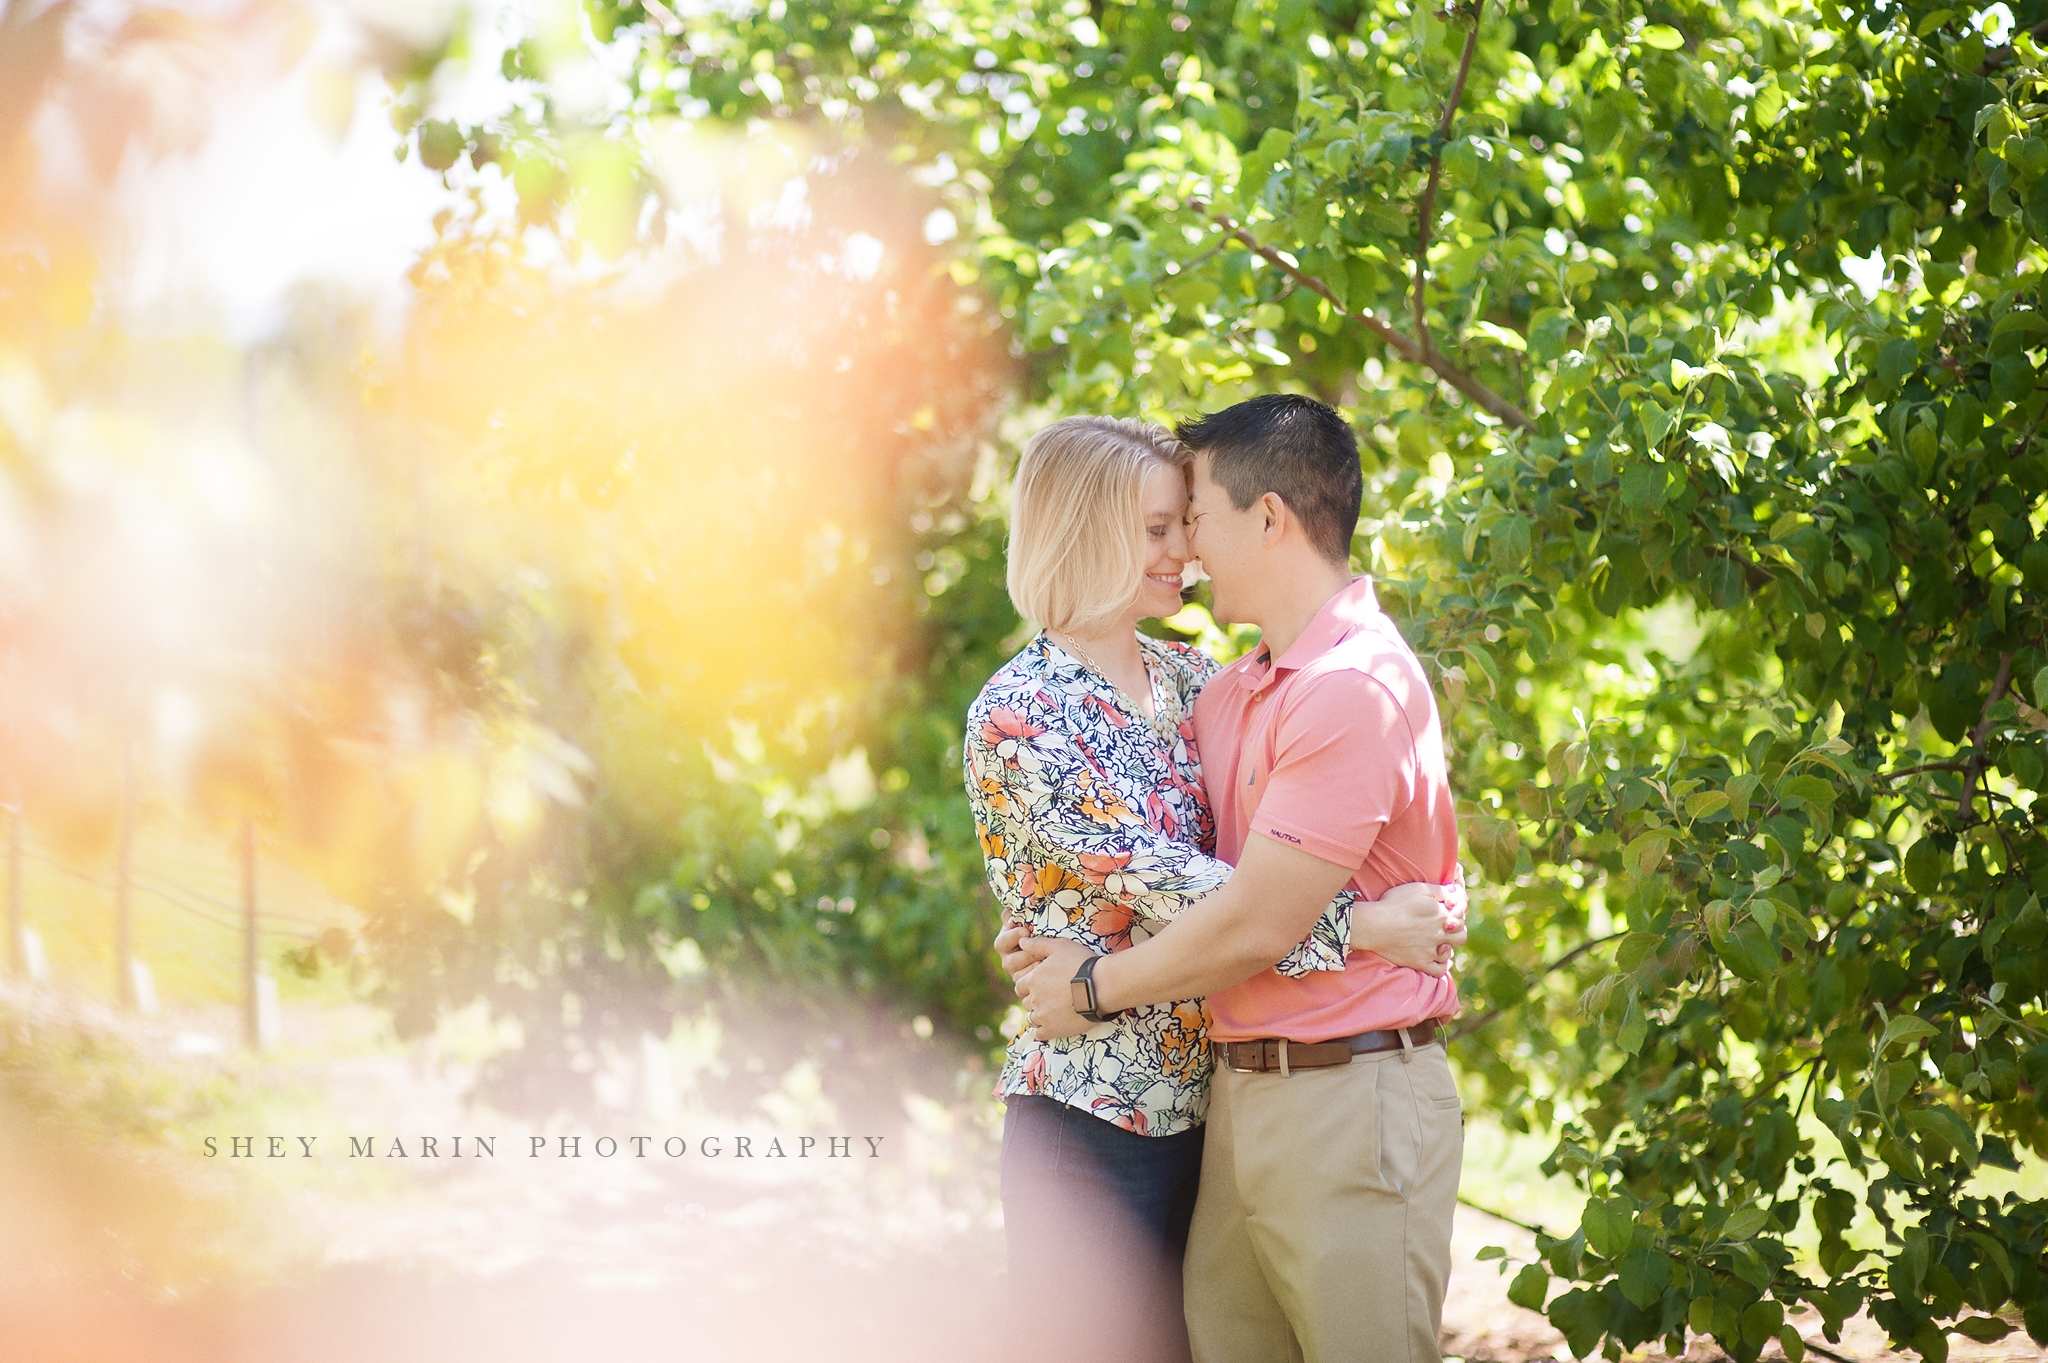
[963,416,1459,1363]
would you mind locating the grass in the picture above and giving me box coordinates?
[10,808,361,1015]
[1456,1110,1589,1239]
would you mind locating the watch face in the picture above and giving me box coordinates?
[1070,979,1093,1017]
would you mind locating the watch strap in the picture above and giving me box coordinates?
[1071,953,1122,1023]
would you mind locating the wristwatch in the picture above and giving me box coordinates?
[1070,954,1123,1023]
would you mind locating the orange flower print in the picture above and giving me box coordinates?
[976,773,1013,815]
[1158,1002,1210,1082]
[1093,1098,1145,1136]
[1021,862,1089,922]
[1078,850,1157,898]
[970,634,1236,1140]
[1075,771,1136,826]
[1085,900,1134,950]
[980,707,1061,772]
[1144,790,1177,838]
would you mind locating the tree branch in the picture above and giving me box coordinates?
[1195,208,1538,430]
[1874,761,1970,784]
[1458,1194,1547,1236]
[1452,930,1625,1040]
[1958,650,2016,821]
[1206,210,1417,356]
[1414,1,1485,356]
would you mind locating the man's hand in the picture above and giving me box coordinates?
[1357,880,1467,976]
[992,920,1034,986]
[1014,936,1095,1040]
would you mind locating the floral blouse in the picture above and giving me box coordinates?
[965,633,1358,1137]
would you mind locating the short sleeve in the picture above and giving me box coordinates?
[1251,669,1418,869]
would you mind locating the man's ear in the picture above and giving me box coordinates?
[1257,491,1289,546]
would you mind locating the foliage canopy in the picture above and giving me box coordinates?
[7,0,2048,1356]
[458,0,2048,1356]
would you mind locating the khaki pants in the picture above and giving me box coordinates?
[1185,1041,1463,1363]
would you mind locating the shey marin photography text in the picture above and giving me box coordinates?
[199,1134,889,1160]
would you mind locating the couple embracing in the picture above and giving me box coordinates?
[964,395,1468,1363]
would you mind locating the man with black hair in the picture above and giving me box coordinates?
[1017,393,1465,1363]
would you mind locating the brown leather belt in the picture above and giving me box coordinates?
[1212,1020,1447,1076]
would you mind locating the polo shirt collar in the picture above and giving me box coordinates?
[1239,576,1379,692]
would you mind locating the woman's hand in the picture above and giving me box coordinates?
[1355,880,1467,976]
[1014,936,1095,1040]
[993,920,1035,989]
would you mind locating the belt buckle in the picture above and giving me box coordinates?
[1224,1039,1292,1075]
[1222,1040,1277,1074]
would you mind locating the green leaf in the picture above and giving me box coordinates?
[1625,830,1672,879]
[1468,319,1527,351]
[1620,461,1670,510]
[1255,126,1294,160]
[1354,200,1408,236]
[1616,932,1661,971]
[1617,993,1648,1054]
[1991,308,2048,338]
[1967,1231,2013,1289]
[1617,1248,1672,1308]
[1905,1104,1980,1168]
[1508,1262,1550,1311]
[1467,815,1520,882]
[1686,789,1730,820]
[1726,774,1760,821]
[1491,514,1533,571]
[1528,308,1574,363]
[1639,24,1685,48]
[1876,336,1919,390]
[1953,1316,2014,1343]
[1777,773,1837,808]
[1895,1228,1931,1300]
[1746,72,1783,125]
[418,119,466,172]
[1706,557,1749,610]
[1581,1198,1635,1259]
[1880,1014,1940,1053]
[1639,401,1677,450]
[1722,1206,1769,1240]
[1905,838,1946,893]
[1741,1299,1785,1348]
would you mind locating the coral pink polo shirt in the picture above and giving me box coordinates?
[1195,577,1462,1043]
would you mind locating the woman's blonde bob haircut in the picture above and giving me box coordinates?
[1006,415,1191,635]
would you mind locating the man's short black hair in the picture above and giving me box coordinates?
[1175,394,1362,564]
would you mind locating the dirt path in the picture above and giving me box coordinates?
[5,995,2042,1362]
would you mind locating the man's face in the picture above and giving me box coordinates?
[1185,456,1262,625]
